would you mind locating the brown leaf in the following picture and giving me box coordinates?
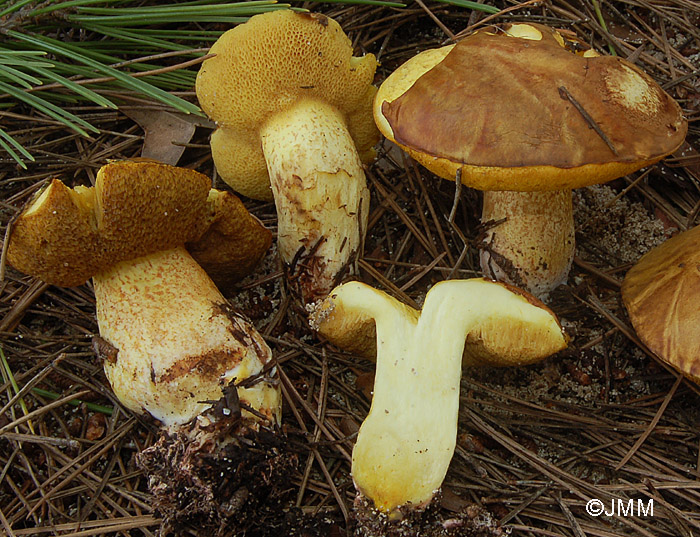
[124,109,200,165]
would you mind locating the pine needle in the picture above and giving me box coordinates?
[0,347,34,434]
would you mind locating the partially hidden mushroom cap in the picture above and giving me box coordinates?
[374,22,687,191]
[7,160,271,287]
[621,226,700,382]
[187,188,272,288]
[195,9,379,200]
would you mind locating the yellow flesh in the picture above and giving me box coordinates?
[314,279,567,512]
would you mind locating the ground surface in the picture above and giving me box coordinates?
[1,1,699,536]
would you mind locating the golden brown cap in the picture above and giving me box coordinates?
[195,10,378,200]
[375,23,687,191]
[187,189,272,290]
[7,161,271,287]
[621,226,700,381]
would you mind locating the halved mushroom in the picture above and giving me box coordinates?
[196,9,379,305]
[374,22,687,297]
[310,278,567,531]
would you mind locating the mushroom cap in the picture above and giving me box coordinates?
[311,278,567,368]
[7,160,271,287]
[195,10,379,200]
[374,23,687,191]
[621,226,700,382]
[187,189,272,289]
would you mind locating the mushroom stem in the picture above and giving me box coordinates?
[93,246,281,429]
[313,279,567,514]
[260,98,370,305]
[480,189,575,298]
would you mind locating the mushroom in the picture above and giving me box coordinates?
[310,278,567,530]
[374,22,687,297]
[621,225,700,382]
[195,9,379,305]
[7,160,278,428]
[7,160,289,532]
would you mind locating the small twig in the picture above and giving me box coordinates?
[615,373,683,470]
[554,491,587,537]
[414,0,455,42]
[573,257,622,288]
[456,0,543,39]
[0,390,91,436]
[0,432,80,449]
[558,85,618,156]
[448,168,463,225]
[0,216,13,282]
[399,252,446,292]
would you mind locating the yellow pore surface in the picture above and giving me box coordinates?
[196,10,378,200]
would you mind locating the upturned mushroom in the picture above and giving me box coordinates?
[7,160,288,532]
[374,22,687,297]
[196,9,379,305]
[310,278,567,531]
[621,225,700,382]
[7,160,278,428]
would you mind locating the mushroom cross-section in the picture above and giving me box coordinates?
[310,278,567,520]
[374,22,687,297]
[196,9,379,305]
[621,225,700,382]
[7,160,278,429]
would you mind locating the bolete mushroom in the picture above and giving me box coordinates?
[310,278,567,530]
[621,225,700,382]
[7,160,278,428]
[196,9,379,305]
[374,22,687,297]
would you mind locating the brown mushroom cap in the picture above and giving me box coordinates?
[195,9,378,200]
[7,160,271,287]
[375,23,687,191]
[187,189,271,288]
[621,226,700,381]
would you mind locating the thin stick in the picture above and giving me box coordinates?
[0,432,80,449]
[448,168,463,225]
[558,85,618,156]
[414,0,455,41]
[615,373,683,470]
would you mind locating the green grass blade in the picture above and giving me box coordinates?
[32,387,114,415]
[0,127,36,162]
[0,0,38,18]
[435,0,499,13]
[0,64,43,88]
[0,347,34,433]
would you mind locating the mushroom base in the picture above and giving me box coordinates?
[352,493,506,537]
[137,403,302,537]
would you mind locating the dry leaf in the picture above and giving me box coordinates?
[124,109,201,165]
